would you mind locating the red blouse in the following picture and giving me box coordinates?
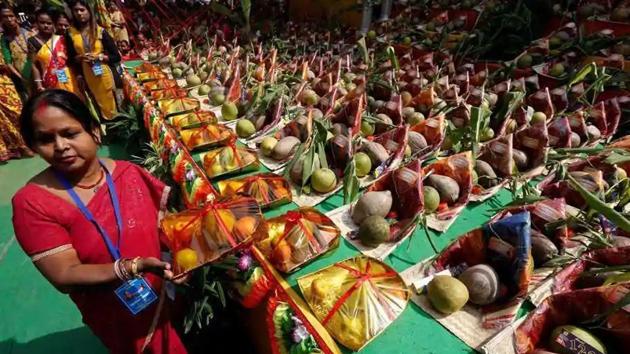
[12,161,187,354]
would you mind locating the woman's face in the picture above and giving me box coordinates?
[56,16,70,34]
[31,105,100,174]
[36,14,54,36]
[72,3,91,25]
[0,9,18,31]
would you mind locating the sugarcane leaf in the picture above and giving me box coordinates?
[343,159,360,204]
[568,62,596,88]
[604,151,630,166]
[568,174,630,232]
[357,37,369,65]
[386,46,399,71]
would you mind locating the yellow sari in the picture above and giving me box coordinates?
[0,55,28,161]
[68,26,116,120]
[33,35,81,95]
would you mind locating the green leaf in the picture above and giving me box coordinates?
[357,37,369,65]
[568,62,596,88]
[386,46,399,71]
[343,159,360,204]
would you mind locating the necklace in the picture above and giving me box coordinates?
[75,168,105,193]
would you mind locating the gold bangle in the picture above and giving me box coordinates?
[131,257,141,277]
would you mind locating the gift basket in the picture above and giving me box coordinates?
[143,78,179,92]
[161,197,264,276]
[170,111,219,131]
[150,87,189,100]
[219,249,273,309]
[216,173,292,209]
[201,140,260,178]
[297,256,409,351]
[179,123,234,151]
[514,284,630,354]
[254,207,340,273]
[158,97,201,118]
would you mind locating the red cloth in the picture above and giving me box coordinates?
[12,161,187,354]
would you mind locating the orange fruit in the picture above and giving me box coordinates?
[233,216,258,239]
[175,248,198,271]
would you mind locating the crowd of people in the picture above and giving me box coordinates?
[0,0,154,163]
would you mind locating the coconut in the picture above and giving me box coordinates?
[351,191,393,225]
[354,152,372,177]
[458,264,500,305]
[271,136,301,161]
[362,141,390,166]
[311,168,337,193]
[426,174,460,204]
[427,275,469,314]
[408,131,428,153]
[357,215,390,247]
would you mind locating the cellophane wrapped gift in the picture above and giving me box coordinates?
[219,249,272,309]
[297,256,409,351]
[217,173,292,209]
[161,197,264,276]
[158,97,200,118]
[150,87,188,100]
[143,78,179,92]
[408,114,445,160]
[170,111,218,131]
[255,207,340,273]
[514,285,630,354]
[202,142,259,178]
[267,289,329,354]
[137,70,167,83]
[180,123,234,151]
[133,62,161,75]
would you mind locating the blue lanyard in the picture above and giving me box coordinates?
[55,161,124,260]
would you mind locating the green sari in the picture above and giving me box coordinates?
[1,27,34,82]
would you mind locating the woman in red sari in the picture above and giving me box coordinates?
[12,90,188,354]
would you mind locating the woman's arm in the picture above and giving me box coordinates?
[35,249,175,294]
[100,29,121,64]
[28,39,44,92]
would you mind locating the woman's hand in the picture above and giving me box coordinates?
[138,257,190,285]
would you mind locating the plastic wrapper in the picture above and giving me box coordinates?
[297,256,409,351]
[267,294,325,354]
[427,212,534,327]
[527,88,554,121]
[179,123,234,151]
[547,116,573,148]
[513,122,548,172]
[161,197,264,277]
[202,141,259,179]
[408,114,446,161]
[170,111,219,131]
[473,135,514,199]
[424,151,473,231]
[242,96,284,141]
[220,250,272,309]
[217,173,292,209]
[551,247,630,296]
[157,97,200,118]
[143,78,179,92]
[136,70,167,83]
[150,87,188,100]
[254,207,340,273]
[179,163,217,209]
[514,285,630,354]
[133,62,161,74]
[539,154,623,209]
[331,95,363,137]
[361,125,409,184]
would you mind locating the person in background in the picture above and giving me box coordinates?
[0,4,35,100]
[54,11,71,35]
[118,39,140,61]
[66,0,120,120]
[359,0,394,35]
[12,89,188,353]
[28,8,82,95]
[0,54,32,162]
[134,31,150,60]
[107,1,129,44]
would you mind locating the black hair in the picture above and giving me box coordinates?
[34,7,53,21]
[20,90,100,148]
[0,3,14,14]
[52,9,70,23]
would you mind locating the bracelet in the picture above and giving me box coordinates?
[131,257,141,278]
[34,79,42,82]
[113,259,123,280]
[119,258,132,280]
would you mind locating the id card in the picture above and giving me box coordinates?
[92,62,104,76]
[56,69,69,83]
[114,278,158,315]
